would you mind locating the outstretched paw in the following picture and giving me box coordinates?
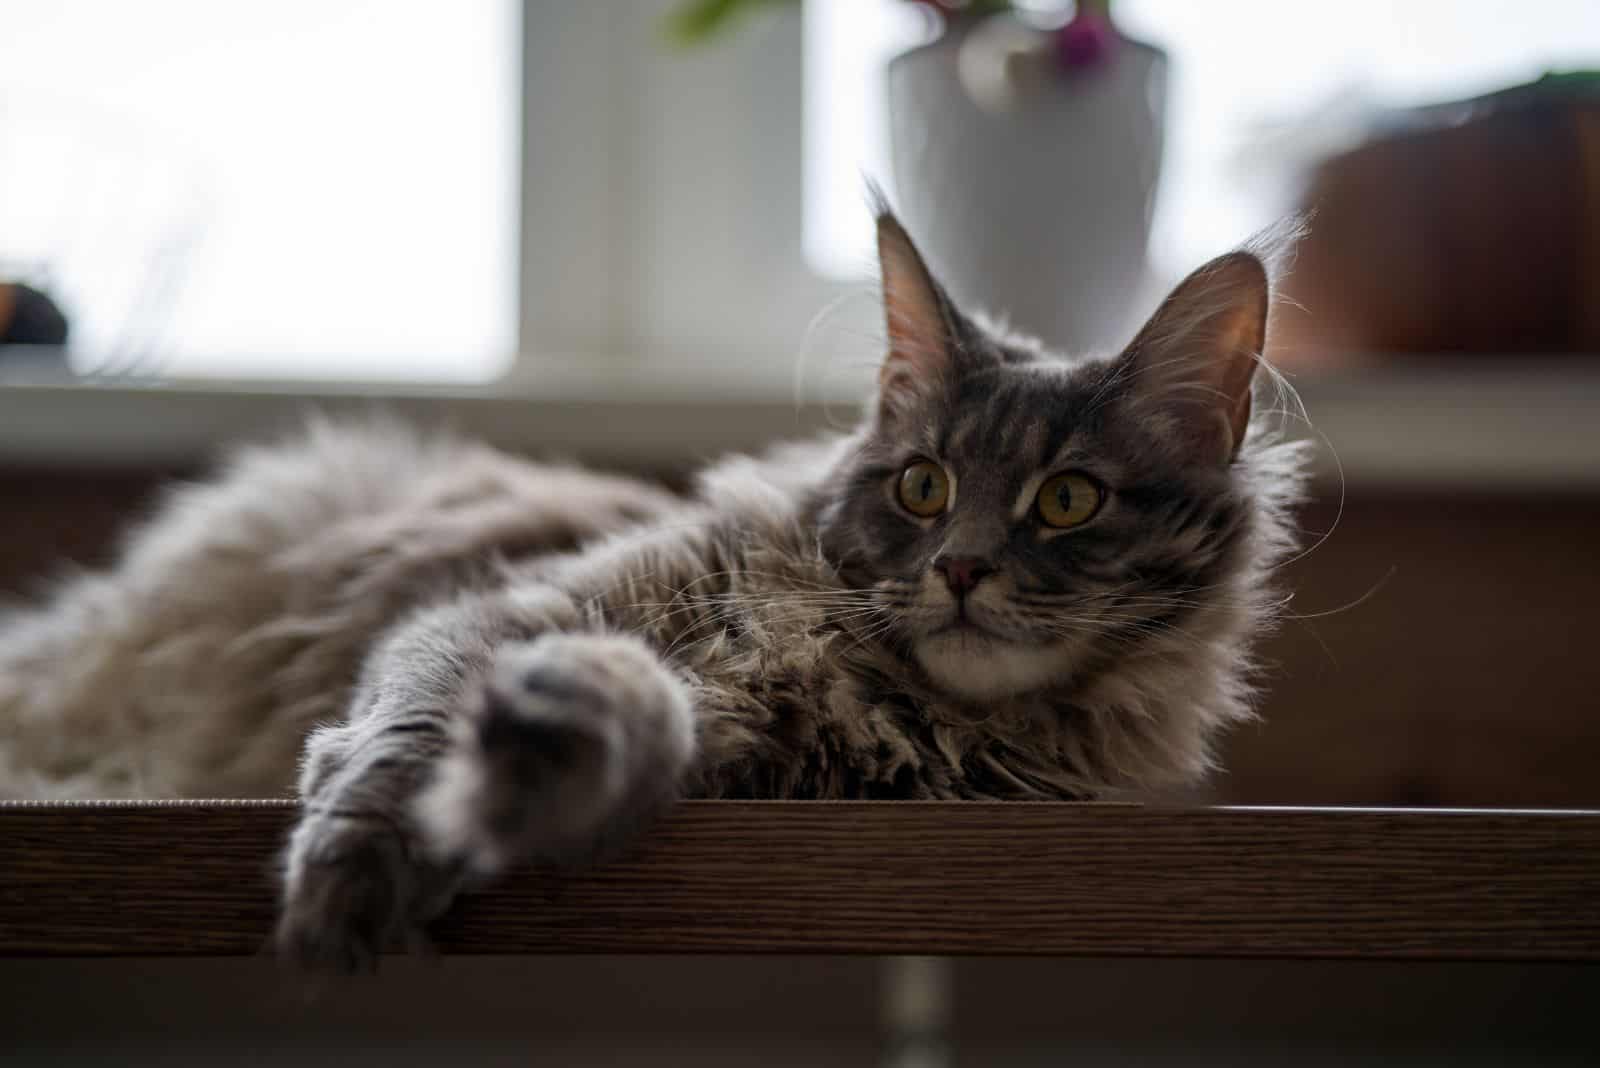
[415,633,694,875]
[277,811,459,974]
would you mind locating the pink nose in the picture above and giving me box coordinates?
[934,555,995,596]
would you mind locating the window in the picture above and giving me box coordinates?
[0,0,518,381]
[10,2,1595,389]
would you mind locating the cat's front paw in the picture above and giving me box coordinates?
[277,810,460,974]
[415,633,695,875]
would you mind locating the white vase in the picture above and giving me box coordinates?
[887,18,1167,355]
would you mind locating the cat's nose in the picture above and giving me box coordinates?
[934,555,995,597]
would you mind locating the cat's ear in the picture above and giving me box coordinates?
[877,209,960,419]
[1118,250,1270,464]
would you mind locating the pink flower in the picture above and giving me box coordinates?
[1054,10,1118,71]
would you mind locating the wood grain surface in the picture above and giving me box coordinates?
[1,801,1596,961]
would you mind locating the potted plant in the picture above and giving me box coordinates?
[671,0,1168,353]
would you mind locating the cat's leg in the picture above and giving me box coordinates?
[277,588,695,972]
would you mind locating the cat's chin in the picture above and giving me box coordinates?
[913,628,1071,703]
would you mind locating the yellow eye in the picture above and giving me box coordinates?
[1036,472,1102,529]
[897,460,950,517]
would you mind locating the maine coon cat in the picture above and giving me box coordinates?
[0,210,1310,971]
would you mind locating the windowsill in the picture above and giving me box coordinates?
[0,352,1597,488]
[0,349,854,473]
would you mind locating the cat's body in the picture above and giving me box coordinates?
[0,212,1311,970]
[0,420,684,801]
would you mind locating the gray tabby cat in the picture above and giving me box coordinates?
[0,211,1309,971]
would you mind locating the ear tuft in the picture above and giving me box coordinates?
[876,208,958,419]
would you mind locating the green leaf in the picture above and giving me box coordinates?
[663,0,793,48]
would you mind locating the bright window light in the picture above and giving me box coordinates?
[0,0,519,382]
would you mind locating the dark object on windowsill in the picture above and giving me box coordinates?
[0,282,70,351]
[1275,73,1600,370]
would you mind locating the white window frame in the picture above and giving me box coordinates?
[509,0,866,394]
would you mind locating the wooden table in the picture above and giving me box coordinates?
[4,801,1596,960]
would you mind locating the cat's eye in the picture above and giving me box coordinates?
[897,460,950,517]
[1036,472,1102,529]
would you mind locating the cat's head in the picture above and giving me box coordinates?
[817,210,1308,705]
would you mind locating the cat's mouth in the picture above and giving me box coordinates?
[929,614,1001,639]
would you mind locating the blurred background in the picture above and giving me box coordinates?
[2,3,1599,1061]
[5,0,1598,809]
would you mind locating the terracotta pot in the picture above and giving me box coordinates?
[1275,84,1600,368]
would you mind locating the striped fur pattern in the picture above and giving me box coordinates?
[0,212,1311,970]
